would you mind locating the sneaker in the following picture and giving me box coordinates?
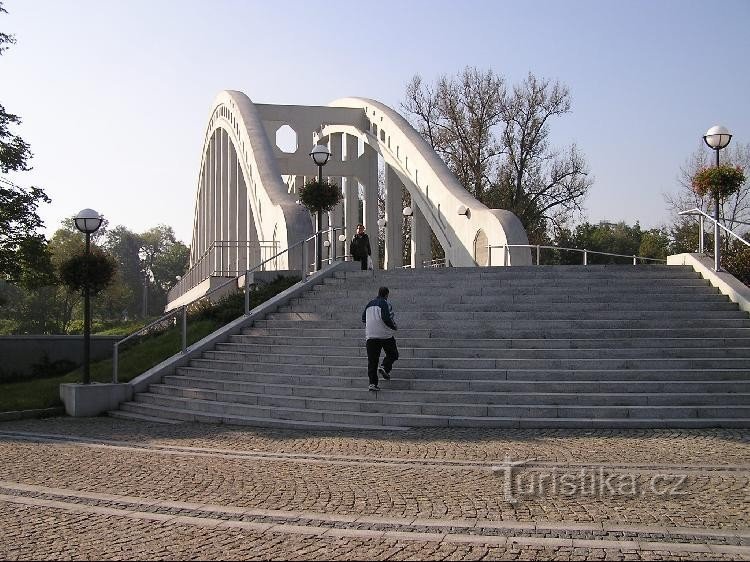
[378,366,390,380]
[368,384,380,391]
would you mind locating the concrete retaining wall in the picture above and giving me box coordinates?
[0,336,122,379]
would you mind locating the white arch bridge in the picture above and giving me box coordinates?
[166,90,530,310]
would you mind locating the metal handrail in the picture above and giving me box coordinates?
[168,239,280,302]
[487,244,667,266]
[679,207,750,249]
[112,226,345,383]
[422,258,447,268]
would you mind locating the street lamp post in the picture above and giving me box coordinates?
[703,125,733,271]
[74,208,104,385]
[309,144,331,271]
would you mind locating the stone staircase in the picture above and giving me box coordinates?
[111,265,750,429]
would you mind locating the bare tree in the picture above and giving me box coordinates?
[402,68,592,243]
[403,68,505,201]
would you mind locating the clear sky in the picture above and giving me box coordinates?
[2,0,749,245]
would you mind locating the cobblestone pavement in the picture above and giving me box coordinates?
[0,418,748,560]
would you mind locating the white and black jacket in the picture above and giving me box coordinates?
[362,297,397,340]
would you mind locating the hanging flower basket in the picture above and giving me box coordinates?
[691,165,746,200]
[59,248,117,296]
[298,178,342,213]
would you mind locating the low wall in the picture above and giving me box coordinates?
[0,336,122,380]
[667,253,750,313]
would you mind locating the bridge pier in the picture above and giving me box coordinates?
[363,145,380,269]
[411,204,432,268]
[385,164,404,269]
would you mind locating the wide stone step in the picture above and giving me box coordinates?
[117,401,409,431]
[181,363,750,383]
[131,393,750,424]
[312,285,717,297]
[280,301,739,313]
[312,279,718,296]
[158,379,750,407]
[268,310,746,321]
[336,267,699,279]
[177,365,750,391]
[214,342,750,360]
[328,267,705,277]
[201,350,750,370]
[107,410,184,424]
[231,334,750,350]
[295,293,729,304]
[255,318,750,330]
[117,399,750,429]
[242,326,750,339]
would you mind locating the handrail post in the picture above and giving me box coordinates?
[244,269,250,315]
[302,240,309,279]
[699,215,705,254]
[536,245,541,266]
[633,255,637,265]
[181,306,187,352]
[331,227,337,262]
[583,249,588,265]
[112,342,119,383]
[503,245,508,266]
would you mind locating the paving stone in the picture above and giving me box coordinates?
[0,418,747,560]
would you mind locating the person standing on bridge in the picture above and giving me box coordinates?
[349,224,372,270]
[362,286,399,391]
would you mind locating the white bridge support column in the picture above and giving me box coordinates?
[226,130,238,274]
[211,130,220,273]
[328,133,344,261]
[385,164,403,269]
[220,130,228,273]
[363,145,379,269]
[236,147,248,273]
[343,134,359,257]
[411,204,432,268]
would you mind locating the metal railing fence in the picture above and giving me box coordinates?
[113,227,346,383]
[679,207,750,255]
[167,240,280,303]
[487,244,667,267]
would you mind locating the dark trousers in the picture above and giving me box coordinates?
[366,337,399,385]
[358,255,368,270]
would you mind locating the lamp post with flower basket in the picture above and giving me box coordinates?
[695,126,745,271]
[303,145,342,271]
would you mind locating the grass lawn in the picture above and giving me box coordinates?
[0,275,300,414]
[0,319,220,412]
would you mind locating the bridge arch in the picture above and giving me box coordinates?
[167,91,531,309]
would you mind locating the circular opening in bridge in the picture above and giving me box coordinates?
[275,124,298,154]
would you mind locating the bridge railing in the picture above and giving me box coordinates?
[488,245,667,266]
[679,207,750,251]
[167,240,280,303]
[114,227,347,384]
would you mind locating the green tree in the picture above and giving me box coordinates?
[0,4,51,285]
[550,221,669,265]
[103,225,145,318]
[151,241,190,293]
[139,225,190,316]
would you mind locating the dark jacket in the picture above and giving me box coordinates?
[350,233,371,259]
